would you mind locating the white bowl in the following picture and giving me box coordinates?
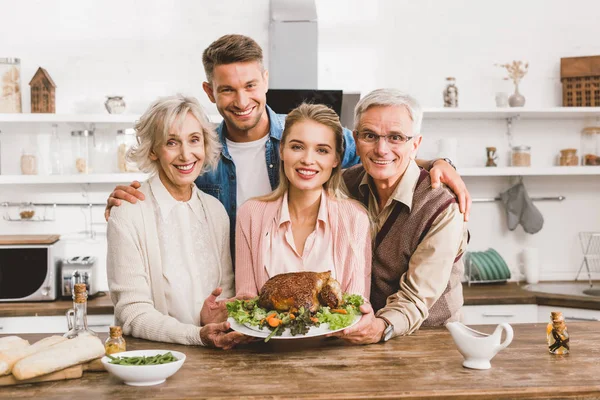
[101,349,186,386]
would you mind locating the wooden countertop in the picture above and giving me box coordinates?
[463,282,600,310]
[2,282,600,317]
[0,294,114,317]
[3,322,600,399]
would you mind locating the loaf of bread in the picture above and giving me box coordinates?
[12,335,105,380]
[0,336,29,352]
[0,335,66,376]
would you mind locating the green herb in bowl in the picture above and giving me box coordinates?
[107,352,178,366]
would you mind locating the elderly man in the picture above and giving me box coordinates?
[332,89,469,344]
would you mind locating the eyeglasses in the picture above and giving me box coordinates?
[355,131,414,146]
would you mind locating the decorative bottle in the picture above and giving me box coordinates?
[50,123,63,174]
[443,77,459,108]
[105,326,126,355]
[64,283,98,339]
[547,311,569,355]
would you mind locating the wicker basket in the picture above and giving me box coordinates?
[561,56,600,107]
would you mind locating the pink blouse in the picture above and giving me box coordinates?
[235,193,372,299]
[266,190,336,279]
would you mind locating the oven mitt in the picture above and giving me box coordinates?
[500,182,544,234]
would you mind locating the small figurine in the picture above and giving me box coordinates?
[486,147,498,167]
[443,77,458,108]
[547,311,569,355]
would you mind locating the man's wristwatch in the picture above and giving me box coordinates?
[379,316,394,342]
[435,157,457,170]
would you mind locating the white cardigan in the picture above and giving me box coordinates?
[107,182,233,345]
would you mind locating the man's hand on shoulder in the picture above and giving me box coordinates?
[104,180,145,221]
[429,159,471,222]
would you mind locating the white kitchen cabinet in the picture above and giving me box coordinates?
[0,314,113,334]
[537,305,600,323]
[461,304,538,325]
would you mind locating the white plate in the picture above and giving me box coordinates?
[227,314,361,339]
[101,349,185,386]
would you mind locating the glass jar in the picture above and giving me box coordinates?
[0,58,22,113]
[20,149,38,175]
[116,128,138,172]
[19,202,35,220]
[559,148,578,166]
[581,126,600,166]
[105,326,127,355]
[511,145,531,167]
[105,96,126,114]
[71,130,93,173]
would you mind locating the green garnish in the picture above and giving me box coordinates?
[107,352,178,366]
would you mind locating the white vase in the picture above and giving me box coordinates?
[508,84,525,107]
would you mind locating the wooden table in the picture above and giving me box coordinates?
[3,322,600,399]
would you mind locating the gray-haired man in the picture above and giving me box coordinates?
[332,89,469,344]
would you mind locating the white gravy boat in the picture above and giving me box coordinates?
[446,321,514,370]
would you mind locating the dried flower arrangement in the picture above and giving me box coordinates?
[496,61,529,86]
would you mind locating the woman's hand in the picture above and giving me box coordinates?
[104,180,145,221]
[200,288,255,326]
[200,321,251,350]
[200,287,229,325]
[430,160,471,221]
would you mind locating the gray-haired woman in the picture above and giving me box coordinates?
[107,94,246,349]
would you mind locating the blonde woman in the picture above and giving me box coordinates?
[235,103,372,298]
[107,95,246,349]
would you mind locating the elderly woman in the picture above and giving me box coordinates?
[235,103,372,298]
[107,95,244,349]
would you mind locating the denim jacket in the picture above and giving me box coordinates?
[195,105,360,256]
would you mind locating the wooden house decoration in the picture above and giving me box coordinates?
[29,67,56,113]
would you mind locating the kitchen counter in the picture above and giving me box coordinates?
[463,281,600,310]
[2,322,600,399]
[2,282,599,317]
[0,293,114,317]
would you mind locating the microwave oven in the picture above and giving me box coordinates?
[0,235,62,302]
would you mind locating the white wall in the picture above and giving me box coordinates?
[316,0,600,107]
[1,0,270,115]
[316,0,600,280]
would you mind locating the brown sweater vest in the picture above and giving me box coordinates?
[343,165,465,327]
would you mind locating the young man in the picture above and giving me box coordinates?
[331,89,469,344]
[106,35,471,249]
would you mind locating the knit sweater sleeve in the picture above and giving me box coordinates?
[235,201,260,297]
[107,211,203,346]
[204,194,234,299]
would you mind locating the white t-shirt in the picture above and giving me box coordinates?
[226,135,273,206]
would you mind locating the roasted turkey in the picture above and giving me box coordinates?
[258,271,343,313]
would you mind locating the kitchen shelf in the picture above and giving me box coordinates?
[0,173,150,184]
[0,113,223,123]
[423,107,600,120]
[460,166,600,176]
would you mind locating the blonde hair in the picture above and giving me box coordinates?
[128,95,221,175]
[257,103,347,202]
